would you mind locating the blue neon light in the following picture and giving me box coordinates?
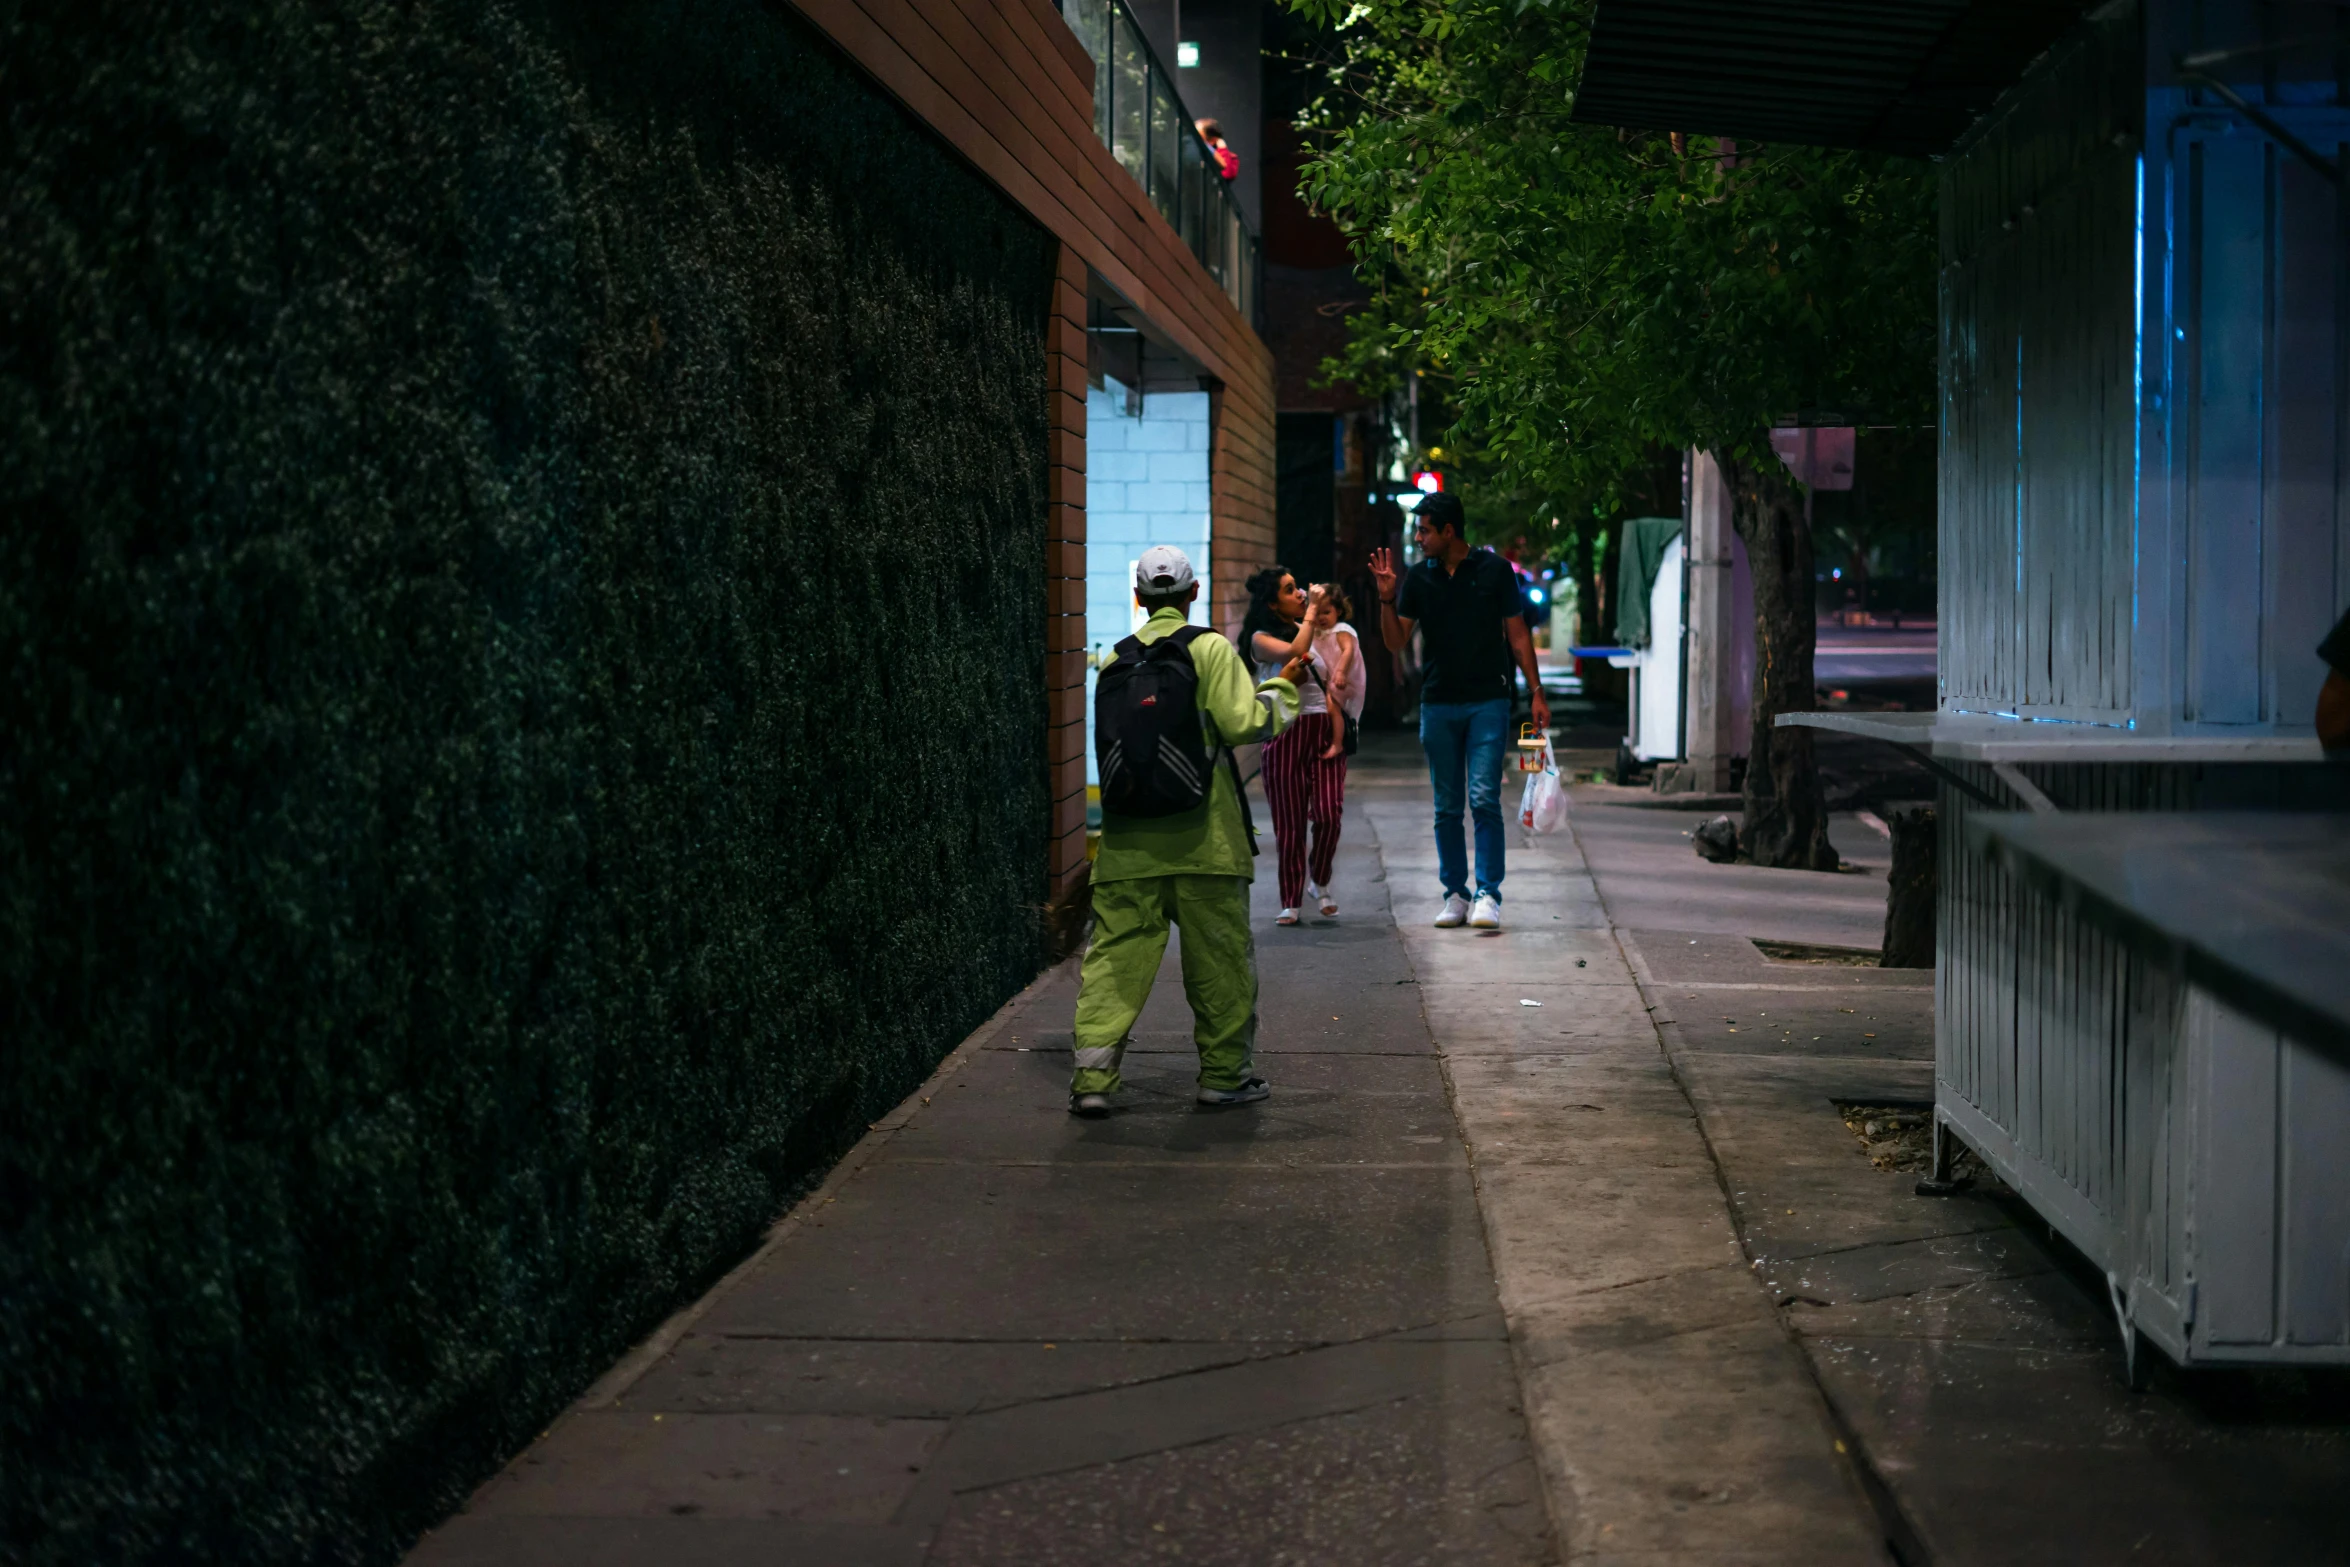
[1949,707,2129,730]
[2133,156,2152,671]
[2132,152,2144,645]
[2014,335,2025,607]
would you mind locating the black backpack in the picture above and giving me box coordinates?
[1094,626,1257,847]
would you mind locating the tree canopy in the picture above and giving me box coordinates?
[1285,0,1944,867]
[1288,0,1938,501]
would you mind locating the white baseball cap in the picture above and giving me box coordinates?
[1133,545,1197,594]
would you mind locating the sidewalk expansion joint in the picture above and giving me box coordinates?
[887,1324,1506,1523]
[695,1332,1327,1346]
[1747,1220,2026,1269]
[1564,1261,1750,1299]
[927,1324,1470,1412]
[1772,1267,2059,1312]
[1663,980,1934,992]
[914,1393,1422,1510]
[879,1158,1464,1170]
[1521,1313,1776,1367]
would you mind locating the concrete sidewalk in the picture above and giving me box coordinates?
[408,741,1556,1565]
[407,734,1889,1565]
[406,733,2350,1566]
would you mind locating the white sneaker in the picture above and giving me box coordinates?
[1434,895,1471,928]
[1276,907,1301,926]
[1469,893,1502,929]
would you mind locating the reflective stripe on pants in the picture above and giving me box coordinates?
[1071,873,1258,1095]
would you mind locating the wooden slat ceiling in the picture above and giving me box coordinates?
[1570,0,2102,156]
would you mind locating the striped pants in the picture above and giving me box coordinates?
[1262,712,1348,909]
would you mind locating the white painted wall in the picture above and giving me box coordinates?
[1084,379,1213,785]
[1630,536,1685,762]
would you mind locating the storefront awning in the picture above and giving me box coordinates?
[1570,0,2101,156]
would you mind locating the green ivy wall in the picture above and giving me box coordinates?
[0,0,1053,1558]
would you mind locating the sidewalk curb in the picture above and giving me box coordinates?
[573,955,1081,1412]
[1611,926,1921,1566]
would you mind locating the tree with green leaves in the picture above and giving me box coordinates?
[1288,0,1935,867]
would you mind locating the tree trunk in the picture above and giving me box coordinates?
[1718,449,1837,870]
[1574,514,1612,649]
[1574,540,1604,650]
[1880,806,1936,966]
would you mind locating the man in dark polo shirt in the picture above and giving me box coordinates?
[1369,492,1549,929]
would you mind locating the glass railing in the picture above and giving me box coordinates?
[1057,0,1261,327]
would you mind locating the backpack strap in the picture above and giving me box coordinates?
[1224,746,1259,857]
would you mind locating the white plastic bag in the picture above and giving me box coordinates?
[1518,755,1569,835]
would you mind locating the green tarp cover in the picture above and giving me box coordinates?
[1614,516,1684,648]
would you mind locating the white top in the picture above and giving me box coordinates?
[1255,621,1364,719]
[1323,622,1366,721]
[1253,627,1326,715]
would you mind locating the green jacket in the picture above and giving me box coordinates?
[1094,608,1299,884]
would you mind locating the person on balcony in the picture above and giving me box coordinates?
[1195,118,1238,182]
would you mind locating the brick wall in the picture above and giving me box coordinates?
[1210,379,1276,638]
[1047,245,1089,931]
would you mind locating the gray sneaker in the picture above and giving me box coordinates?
[1195,1077,1271,1107]
[1069,1092,1113,1118]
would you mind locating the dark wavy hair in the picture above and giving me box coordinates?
[1239,563,1297,648]
[1414,490,1466,538]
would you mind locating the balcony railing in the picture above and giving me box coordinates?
[1056,0,1261,328]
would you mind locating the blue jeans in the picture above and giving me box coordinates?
[1419,697,1512,901]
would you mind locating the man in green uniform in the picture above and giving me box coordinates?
[1072,545,1302,1117]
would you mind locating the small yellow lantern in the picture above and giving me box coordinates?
[1516,721,1550,772]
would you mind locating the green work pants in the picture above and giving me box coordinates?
[1072,874,1259,1095]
